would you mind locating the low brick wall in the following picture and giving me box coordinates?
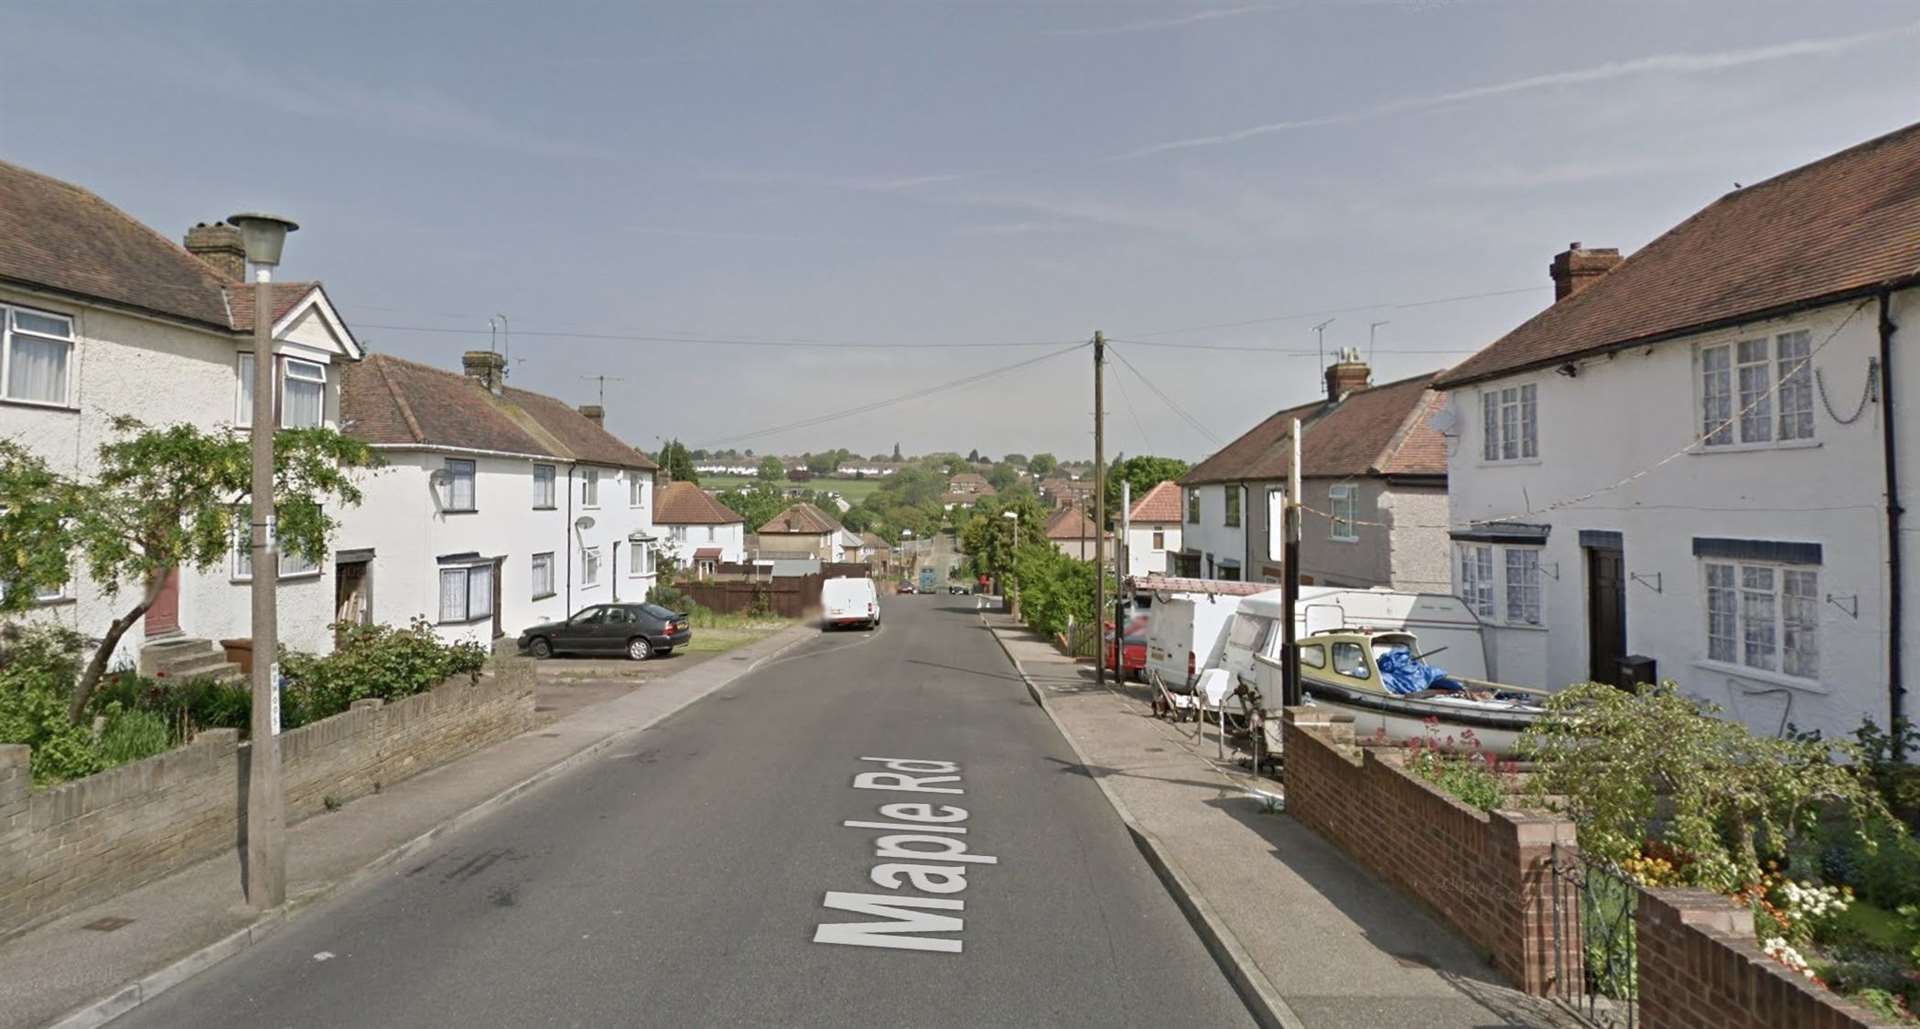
[0,658,536,938]
[1637,888,1899,1029]
[1281,706,1576,993]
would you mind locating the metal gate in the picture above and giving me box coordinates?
[1548,843,1639,1028]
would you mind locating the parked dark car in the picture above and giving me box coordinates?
[519,603,691,661]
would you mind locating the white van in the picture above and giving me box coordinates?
[821,576,880,631]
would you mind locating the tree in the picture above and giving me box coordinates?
[966,448,982,463]
[756,456,787,481]
[891,442,903,460]
[658,438,698,485]
[716,481,787,531]
[1002,453,1028,468]
[987,462,1019,493]
[958,494,1049,582]
[0,418,378,720]
[806,452,838,476]
[1104,455,1190,526]
[1028,453,1058,478]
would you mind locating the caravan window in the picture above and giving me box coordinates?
[1298,644,1326,669]
[1228,614,1272,651]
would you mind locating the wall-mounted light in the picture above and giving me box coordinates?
[1556,362,1579,378]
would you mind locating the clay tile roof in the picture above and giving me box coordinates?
[860,531,890,550]
[1436,120,1920,389]
[758,502,842,534]
[341,353,656,469]
[1128,480,1184,523]
[1045,506,1109,540]
[224,281,322,331]
[1180,371,1447,484]
[0,160,244,330]
[692,547,723,559]
[656,481,743,525]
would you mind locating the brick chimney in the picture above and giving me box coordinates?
[1550,242,1622,301]
[1324,348,1371,399]
[183,223,247,281]
[578,404,605,426]
[461,350,506,395]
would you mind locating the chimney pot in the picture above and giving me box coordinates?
[183,223,248,282]
[1324,348,1371,399]
[461,350,507,395]
[1550,243,1622,302]
[578,404,605,426]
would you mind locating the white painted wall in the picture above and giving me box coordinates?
[0,287,344,663]
[1443,291,1911,742]
[336,454,658,647]
[1181,483,1247,579]
[1125,522,1180,577]
[659,521,746,565]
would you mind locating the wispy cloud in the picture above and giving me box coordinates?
[1122,21,1920,157]
[1045,5,1269,36]
[702,169,971,193]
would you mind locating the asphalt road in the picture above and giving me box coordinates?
[119,597,1256,1028]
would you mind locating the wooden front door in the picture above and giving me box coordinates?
[1586,547,1627,685]
[145,568,181,636]
[335,560,371,643]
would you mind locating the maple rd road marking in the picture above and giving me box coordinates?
[812,757,999,954]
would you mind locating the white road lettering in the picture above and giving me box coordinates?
[817,757,997,954]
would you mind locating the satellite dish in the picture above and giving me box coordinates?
[574,516,596,531]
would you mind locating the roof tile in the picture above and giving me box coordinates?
[656,481,744,525]
[1181,372,1446,485]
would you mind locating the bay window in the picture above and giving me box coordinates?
[237,353,329,428]
[438,562,494,623]
[1456,542,1543,627]
[1459,544,1494,617]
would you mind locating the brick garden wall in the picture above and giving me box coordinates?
[1637,889,1899,1029]
[1281,706,1576,993]
[0,659,535,938]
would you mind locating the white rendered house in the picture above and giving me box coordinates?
[655,480,746,576]
[0,161,363,663]
[337,352,659,646]
[1435,123,1920,742]
[1124,480,1183,578]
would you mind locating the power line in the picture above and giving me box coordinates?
[1111,337,1478,356]
[1107,343,1221,445]
[703,341,1091,446]
[1110,356,1155,453]
[1120,285,1549,338]
[355,321,1081,351]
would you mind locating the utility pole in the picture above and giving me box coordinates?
[1281,417,1303,708]
[1093,331,1106,687]
[1313,319,1336,394]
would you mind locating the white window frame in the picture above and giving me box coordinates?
[1329,485,1358,542]
[442,458,477,512]
[629,473,647,508]
[1,305,76,408]
[580,545,602,587]
[1702,559,1818,681]
[581,468,601,509]
[1459,544,1494,618]
[670,525,688,541]
[531,551,555,599]
[1504,548,1542,627]
[532,464,556,509]
[629,542,653,577]
[1697,331,1817,450]
[1479,383,1538,462]
[280,357,327,429]
[438,562,494,624]
[1223,486,1240,528]
[231,522,323,581]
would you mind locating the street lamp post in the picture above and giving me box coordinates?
[230,211,298,910]
[1001,510,1019,620]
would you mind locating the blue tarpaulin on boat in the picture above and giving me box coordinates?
[1376,649,1458,696]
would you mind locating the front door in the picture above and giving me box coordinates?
[335,560,371,640]
[1586,547,1627,686]
[145,568,181,636]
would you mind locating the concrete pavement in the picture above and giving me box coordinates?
[0,624,814,1029]
[110,598,1256,1028]
[983,612,1577,1029]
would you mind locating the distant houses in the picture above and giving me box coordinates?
[752,502,847,562]
[655,480,746,576]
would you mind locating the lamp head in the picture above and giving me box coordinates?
[225,212,300,267]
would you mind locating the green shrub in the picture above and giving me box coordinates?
[95,705,172,766]
[280,619,487,727]
[87,670,250,741]
[1395,723,1515,813]
[647,582,690,610]
[0,623,101,783]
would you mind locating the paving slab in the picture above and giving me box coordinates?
[984,613,1578,1029]
[0,624,813,1029]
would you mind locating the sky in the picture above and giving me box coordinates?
[3,0,1917,462]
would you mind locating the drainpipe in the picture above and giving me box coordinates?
[565,463,576,615]
[611,540,621,602]
[1881,291,1906,754]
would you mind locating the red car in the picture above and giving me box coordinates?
[1104,615,1149,681]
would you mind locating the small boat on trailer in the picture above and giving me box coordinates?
[1281,630,1550,755]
